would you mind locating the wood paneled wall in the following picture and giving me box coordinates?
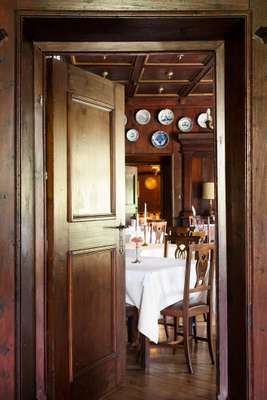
[251,1,267,398]
[191,154,215,215]
[125,97,215,224]
[0,2,15,399]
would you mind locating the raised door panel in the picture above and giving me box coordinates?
[68,248,116,382]
[67,94,113,219]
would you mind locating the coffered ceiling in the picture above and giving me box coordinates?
[68,51,215,98]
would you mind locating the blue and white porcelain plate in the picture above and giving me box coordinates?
[151,131,169,148]
[135,109,151,125]
[158,109,174,125]
[126,128,139,142]
[177,116,193,132]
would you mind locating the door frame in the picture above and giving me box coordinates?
[16,12,251,400]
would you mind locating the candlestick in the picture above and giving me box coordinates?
[136,212,139,231]
[142,224,148,246]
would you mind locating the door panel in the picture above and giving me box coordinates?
[46,59,125,400]
[67,94,113,219]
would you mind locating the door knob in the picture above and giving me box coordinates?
[104,223,128,231]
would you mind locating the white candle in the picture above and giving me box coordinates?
[144,203,147,225]
[136,212,139,231]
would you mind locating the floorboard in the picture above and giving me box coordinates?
[106,322,216,400]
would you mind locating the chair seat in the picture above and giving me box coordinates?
[161,301,209,318]
[126,303,138,318]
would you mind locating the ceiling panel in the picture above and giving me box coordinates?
[146,52,212,65]
[135,82,185,96]
[68,51,215,98]
[72,54,135,65]
[81,65,132,81]
[140,65,202,82]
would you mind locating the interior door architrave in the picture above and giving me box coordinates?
[16,12,251,400]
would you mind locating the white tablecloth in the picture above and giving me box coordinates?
[126,255,198,343]
[125,243,177,258]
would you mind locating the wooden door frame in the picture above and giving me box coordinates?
[16,12,251,400]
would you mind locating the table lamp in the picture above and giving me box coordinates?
[202,182,215,215]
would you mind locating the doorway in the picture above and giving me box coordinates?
[17,13,249,400]
[45,44,220,400]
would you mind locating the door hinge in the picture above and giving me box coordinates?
[45,171,48,180]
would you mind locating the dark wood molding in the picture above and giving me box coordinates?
[179,136,215,153]
[255,27,267,43]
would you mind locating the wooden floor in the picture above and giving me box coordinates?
[106,322,216,400]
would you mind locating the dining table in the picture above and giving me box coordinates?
[125,246,199,344]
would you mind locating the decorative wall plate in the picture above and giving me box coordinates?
[151,131,169,148]
[158,109,174,125]
[124,114,128,126]
[126,128,139,142]
[197,112,208,128]
[135,109,151,125]
[177,116,193,132]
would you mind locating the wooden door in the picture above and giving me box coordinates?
[46,60,125,400]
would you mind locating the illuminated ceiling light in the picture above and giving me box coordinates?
[102,71,109,78]
[167,71,174,80]
[177,54,184,61]
[144,177,157,190]
[158,86,164,94]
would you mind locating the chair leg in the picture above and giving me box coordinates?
[174,317,177,341]
[206,312,215,365]
[183,316,193,374]
[163,316,169,340]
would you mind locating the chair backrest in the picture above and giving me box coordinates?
[173,236,202,259]
[166,226,191,236]
[190,230,206,243]
[149,221,167,243]
[164,233,202,258]
[183,243,215,309]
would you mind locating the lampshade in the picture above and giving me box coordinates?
[202,182,215,200]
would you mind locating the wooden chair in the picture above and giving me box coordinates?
[161,235,203,340]
[149,221,167,244]
[191,230,206,243]
[161,243,215,374]
[126,304,138,344]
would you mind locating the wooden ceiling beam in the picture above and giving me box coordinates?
[126,55,146,97]
[179,56,214,97]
